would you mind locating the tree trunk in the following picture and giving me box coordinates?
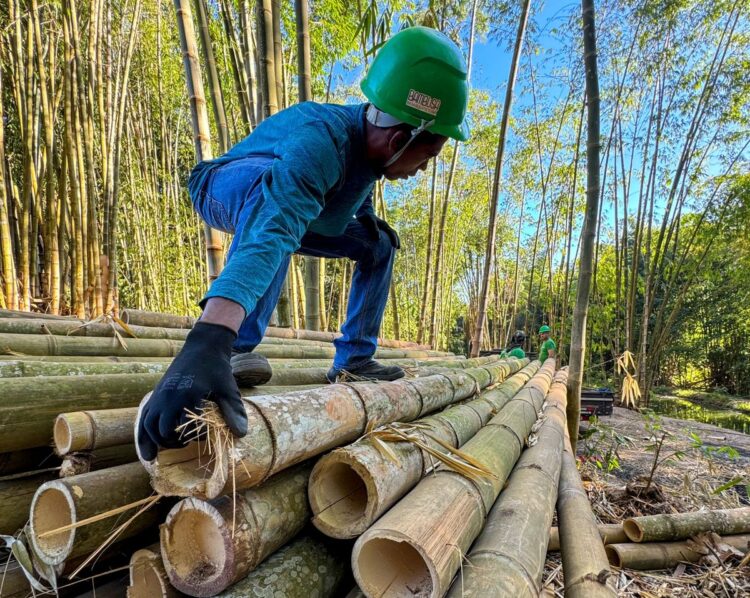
[471,0,531,356]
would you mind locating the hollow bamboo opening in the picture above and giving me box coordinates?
[604,545,623,568]
[31,486,74,561]
[623,519,643,542]
[166,507,226,584]
[356,537,433,596]
[310,461,370,532]
[152,442,225,496]
[53,417,74,454]
[129,560,164,598]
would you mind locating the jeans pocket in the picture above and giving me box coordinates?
[207,197,233,233]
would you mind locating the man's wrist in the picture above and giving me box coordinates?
[200,297,245,332]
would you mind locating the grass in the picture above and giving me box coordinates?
[649,387,750,434]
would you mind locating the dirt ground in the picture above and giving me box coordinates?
[542,407,750,597]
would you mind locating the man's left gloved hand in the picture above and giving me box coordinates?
[357,213,401,249]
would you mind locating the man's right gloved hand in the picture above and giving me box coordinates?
[136,321,248,461]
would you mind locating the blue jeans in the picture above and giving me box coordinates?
[192,157,394,370]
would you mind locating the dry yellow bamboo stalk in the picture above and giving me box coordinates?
[128,543,181,598]
[29,462,157,566]
[161,464,311,596]
[351,359,556,597]
[446,369,569,597]
[309,360,539,539]
[139,360,524,499]
[557,421,617,596]
[606,534,750,570]
[623,508,750,543]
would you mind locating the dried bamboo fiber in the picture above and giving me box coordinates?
[623,508,750,543]
[161,465,311,596]
[214,535,345,598]
[121,309,196,329]
[139,360,524,500]
[0,318,190,341]
[557,423,617,596]
[351,359,556,598]
[548,524,626,551]
[0,470,58,534]
[0,359,171,377]
[29,462,157,566]
[128,543,181,598]
[309,360,539,539]
[446,369,569,597]
[605,534,750,570]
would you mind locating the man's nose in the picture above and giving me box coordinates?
[419,161,429,172]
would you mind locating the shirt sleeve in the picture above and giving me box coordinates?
[202,121,345,315]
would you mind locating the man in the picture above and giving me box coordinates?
[137,27,470,460]
[502,330,526,359]
[538,325,557,361]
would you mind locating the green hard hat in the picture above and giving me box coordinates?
[539,325,551,334]
[361,26,470,141]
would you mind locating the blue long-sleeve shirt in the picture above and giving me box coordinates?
[190,101,379,316]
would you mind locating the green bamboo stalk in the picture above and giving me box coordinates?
[0,317,190,340]
[623,508,750,543]
[162,464,311,595]
[351,359,556,597]
[0,359,171,377]
[120,309,196,328]
[0,471,58,535]
[606,535,750,570]
[310,360,537,539]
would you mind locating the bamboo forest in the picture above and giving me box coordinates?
[0,1,750,597]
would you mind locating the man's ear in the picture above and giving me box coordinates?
[387,129,411,154]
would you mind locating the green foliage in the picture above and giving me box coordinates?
[579,416,633,472]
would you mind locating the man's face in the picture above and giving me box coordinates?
[540,332,549,342]
[383,133,448,180]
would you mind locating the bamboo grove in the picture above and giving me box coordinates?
[0,0,748,397]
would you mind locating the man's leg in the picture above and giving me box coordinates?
[298,220,402,381]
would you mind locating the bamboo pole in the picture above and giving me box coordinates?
[623,508,750,543]
[446,369,569,597]
[0,332,183,356]
[556,425,616,596]
[59,444,138,477]
[0,446,60,476]
[128,543,181,598]
[548,524,626,551]
[309,360,539,539]
[0,471,58,535]
[215,535,345,598]
[351,359,556,597]
[0,317,190,340]
[29,462,158,566]
[120,309,195,329]
[0,355,174,363]
[606,535,750,570]
[162,464,311,596]
[0,309,79,320]
[0,359,171,377]
[139,360,525,499]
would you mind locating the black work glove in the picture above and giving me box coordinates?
[357,212,401,249]
[136,321,248,461]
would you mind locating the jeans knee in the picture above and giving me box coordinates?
[370,234,395,265]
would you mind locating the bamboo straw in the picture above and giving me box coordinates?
[0,470,58,534]
[606,534,750,570]
[548,524,626,551]
[29,462,158,566]
[214,535,345,598]
[446,369,569,597]
[351,359,556,598]
[128,543,181,598]
[140,360,525,499]
[309,360,540,539]
[161,465,311,596]
[557,422,617,596]
[623,508,750,543]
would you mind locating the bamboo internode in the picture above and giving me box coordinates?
[556,428,617,596]
[606,535,750,570]
[139,360,525,499]
[351,359,556,598]
[55,408,140,454]
[623,508,750,543]
[128,544,181,598]
[309,360,539,539]
[214,535,346,598]
[162,465,311,596]
[446,369,568,597]
[548,523,626,551]
[29,462,157,566]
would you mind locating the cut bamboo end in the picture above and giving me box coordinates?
[622,518,643,542]
[309,454,373,539]
[604,545,624,568]
[161,499,229,595]
[355,533,435,597]
[128,544,178,598]
[29,481,76,566]
[54,412,93,455]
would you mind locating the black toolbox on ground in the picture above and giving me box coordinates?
[580,388,615,420]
